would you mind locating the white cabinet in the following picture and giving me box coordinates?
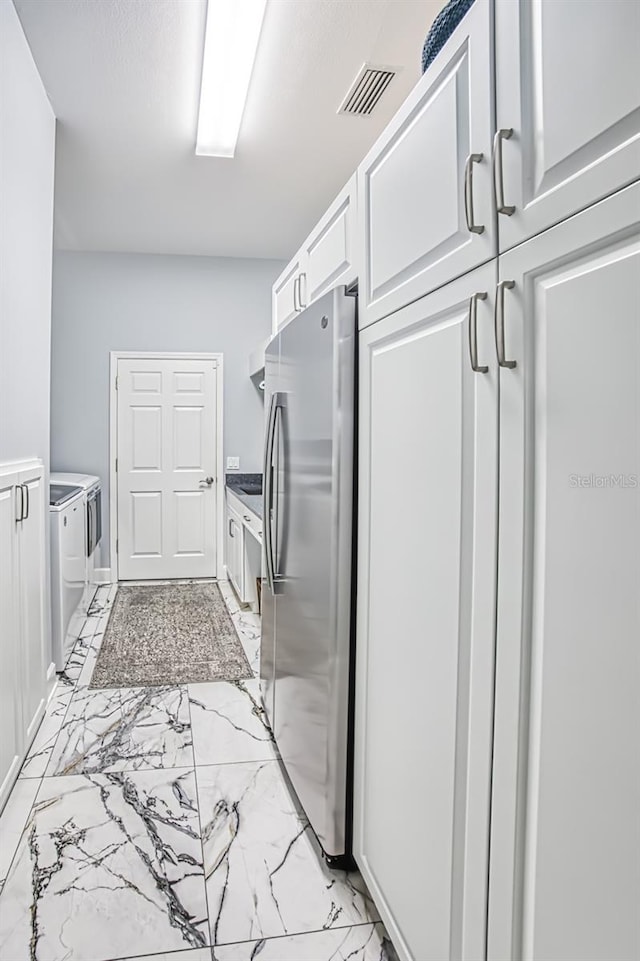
[488,183,640,961]
[354,262,499,961]
[0,476,21,805]
[18,465,47,743]
[225,489,263,611]
[495,0,640,253]
[356,183,640,961]
[273,252,304,333]
[0,460,48,810]
[239,505,262,544]
[301,174,357,306]
[357,0,495,329]
[225,502,245,599]
[352,0,639,956]
[272,176,357,333]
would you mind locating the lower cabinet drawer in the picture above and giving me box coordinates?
[240,508,262,543]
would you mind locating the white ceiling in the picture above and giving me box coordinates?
[15,0,445,260]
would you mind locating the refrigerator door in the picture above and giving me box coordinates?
[272,287,356,857]
[260,334,280,730]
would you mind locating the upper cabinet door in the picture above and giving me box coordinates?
[488,183,640,961]
[273,177,357,335]
[355,261,499,961]
[495,0,640,253]
[303,175,357,305]
[272,253,304,333]
[357,0,495,329]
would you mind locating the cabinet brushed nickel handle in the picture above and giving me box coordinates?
[228,518,234,537]
[464,153,485,234]
[244,515,251,522]
[16,484,24,523]
[23,483,30,520]
[468,292,488,373]
[293,276,299,312]
[298,272,307,309]
[493,128,515,216]
[495,280,517,368]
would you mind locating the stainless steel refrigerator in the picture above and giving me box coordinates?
[261,285,356,865]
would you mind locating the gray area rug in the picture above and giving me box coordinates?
[90,582,253,688]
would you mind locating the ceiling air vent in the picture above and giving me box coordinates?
[338,63,398,116]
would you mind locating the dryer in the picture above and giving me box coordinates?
[50,472,102,614]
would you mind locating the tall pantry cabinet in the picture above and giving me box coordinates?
[488,182,640,961]
[0,460,48,809]
[356,262,500,961]
[353,2,640,960]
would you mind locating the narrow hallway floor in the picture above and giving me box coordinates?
[0,583,394,961]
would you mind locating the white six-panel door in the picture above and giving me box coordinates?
[488,183,640,961]
[355,261,499,961]
[116,356,218,580]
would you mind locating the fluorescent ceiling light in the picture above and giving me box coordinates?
[196,0,267,158]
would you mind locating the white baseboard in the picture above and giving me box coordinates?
[93,567,113,584]
[46,661,57,684]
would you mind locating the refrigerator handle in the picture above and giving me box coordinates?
[263,392,278,593]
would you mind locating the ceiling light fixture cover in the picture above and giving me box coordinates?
[196,0,267,158]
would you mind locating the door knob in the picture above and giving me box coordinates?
[199,476,214,487]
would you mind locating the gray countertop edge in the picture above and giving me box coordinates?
[225,473,263,520]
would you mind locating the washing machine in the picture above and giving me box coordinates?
[50,483,86,670]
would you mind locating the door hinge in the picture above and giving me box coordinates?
[115,457,118,472]
[115,375,119,390]
[116,539,119,554]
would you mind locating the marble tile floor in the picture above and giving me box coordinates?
[0,583,395,961]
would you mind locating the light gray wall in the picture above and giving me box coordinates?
[1,0,56,670]
[0,0,55,468]
[51,251,284,567]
